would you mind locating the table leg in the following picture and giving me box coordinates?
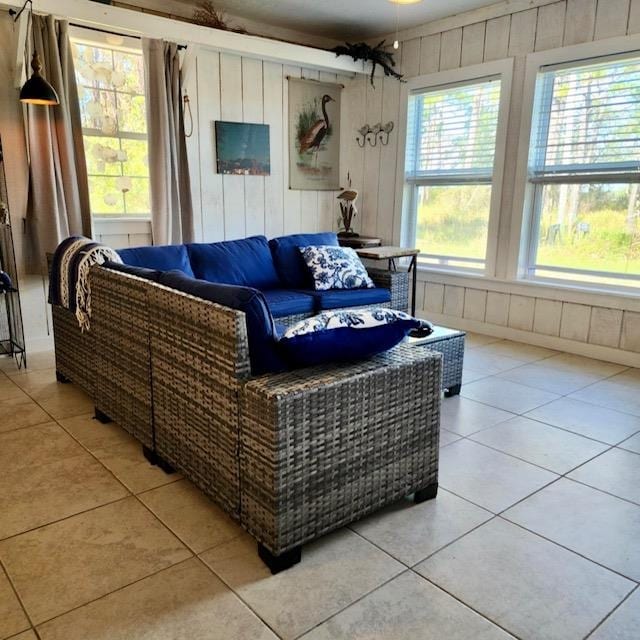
[410,255,417,316]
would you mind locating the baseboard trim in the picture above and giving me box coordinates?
[419,310,640,368]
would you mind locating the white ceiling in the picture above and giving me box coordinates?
[201,0,500,40]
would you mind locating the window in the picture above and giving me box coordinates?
[404,75,503,272]
[525,54,640,289]
[70,30,150,218]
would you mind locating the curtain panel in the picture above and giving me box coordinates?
[24,15,92,274]
[142,39,194,245]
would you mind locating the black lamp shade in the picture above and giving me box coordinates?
[20,52,59,106]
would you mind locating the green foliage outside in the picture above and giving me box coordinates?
[295,97,332,155]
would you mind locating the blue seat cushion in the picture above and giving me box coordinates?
[187,236,281,289]
[102,261,162,282]
[117,245,194,277]
[305,287,391,311]
[278,308,422,368]
[269,232,339,289]
[157,270,287,376]
[262,290,315,318]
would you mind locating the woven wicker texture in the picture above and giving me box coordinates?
[423,334,465,391]
[90,268,155,448]
[148,283,251,517]
[368,268,409,313]
[52,305,96,395]
[240,344,442,554]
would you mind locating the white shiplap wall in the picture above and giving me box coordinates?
[347,0,640,364]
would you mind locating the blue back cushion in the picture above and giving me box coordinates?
[269,232,339,288]
[117,245,194,277]
[157,270,286,376]
[102,261,162,282]
[187,236,281,290]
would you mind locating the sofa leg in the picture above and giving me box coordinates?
[142,445,176,475]
[258,543,302,575]
[444,384,461,398]
[56,370,70,384]
[414,482,438,504]
[94,407,112,424]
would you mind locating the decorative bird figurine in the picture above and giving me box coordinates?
[298,94,334,157]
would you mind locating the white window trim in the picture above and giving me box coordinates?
[393,58,514,278]
[509,33,640,293]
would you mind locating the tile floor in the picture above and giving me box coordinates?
[0,335,639,640]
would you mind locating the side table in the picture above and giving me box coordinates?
[337,235,382,249]
[356,246,420,315]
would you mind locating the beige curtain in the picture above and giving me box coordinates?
[142,39,194,245]
[25,15,92,273]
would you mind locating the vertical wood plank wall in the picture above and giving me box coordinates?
[346,0,640,362]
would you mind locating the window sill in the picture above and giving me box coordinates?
[416,266,640,312]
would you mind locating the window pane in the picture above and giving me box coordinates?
[406,78,501,181]
[72,36,150,219]
[415,184,491,267]
[533,183,640,287]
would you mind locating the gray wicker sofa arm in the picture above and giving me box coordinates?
[239,344,442,556]
[367,267,409,313]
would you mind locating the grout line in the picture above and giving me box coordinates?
[0,559,36,636]
[583,583,638,639]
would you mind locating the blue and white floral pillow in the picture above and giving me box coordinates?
[299,245,375,291]
[278,308,423,367]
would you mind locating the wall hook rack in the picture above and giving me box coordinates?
[355,121,394,147]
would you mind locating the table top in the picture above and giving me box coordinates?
[337,235,382,249]
[404,325,466,347]
[356,245,420,260]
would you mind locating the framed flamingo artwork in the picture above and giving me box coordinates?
[288,77,342,190]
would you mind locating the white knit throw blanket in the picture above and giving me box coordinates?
[75,245,122,331]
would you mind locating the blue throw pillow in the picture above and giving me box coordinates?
[117,245,194,277]
[300,245,374,291]
[102,261,162,282]
[278,308,422,367]
[157,270,287,376]
[268,232,339,288]
[187,236,281,290]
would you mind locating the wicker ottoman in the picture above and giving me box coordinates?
[405,326,465,397]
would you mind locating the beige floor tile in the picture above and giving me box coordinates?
[3,350,55,375]
[464,333,502,348]
[495,362,605,395]
[461,378,560,414]
[0,423,85,474]
[568,448,640,505]
[526,398,640,445]
[461,367,490,384]
[470,416,609,474]
[9,370,59,397]
[302,571,513,640]
[607,368,640,389]
[57,414,133,451]
[0,380,30,403]
[475,340,558,363]
[93,439,181,494]
[139,480,243,553]
[0,567,29,639]
[569,379,640,418]
[416,519,634,640]
[351,490,492,566]
[0,497,191,624]
[0,454,128,539]
[7,631,37,640]
[37,558,276,640]
[438,439,557,513]
[589,588,640,640]
[440,396,515,436]
[463,350,528,375]
[504,479,640,581]
[200,529,403,640]
[0,398,50,433]
[439,429,462,447]
[34,387,94,420]
[619,431,640,454]
[542,353,627,378]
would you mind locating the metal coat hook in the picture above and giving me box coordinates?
[355,121,394,147]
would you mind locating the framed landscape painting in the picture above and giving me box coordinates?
[215,121,270,176]
[288,78,341,190]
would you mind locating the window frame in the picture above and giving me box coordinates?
[394,58,514,278]
[510,34,640,294]
[70,26,151,222]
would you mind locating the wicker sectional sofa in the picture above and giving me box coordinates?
[51,233,442,573]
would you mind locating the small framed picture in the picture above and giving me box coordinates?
[215,121,270,176]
